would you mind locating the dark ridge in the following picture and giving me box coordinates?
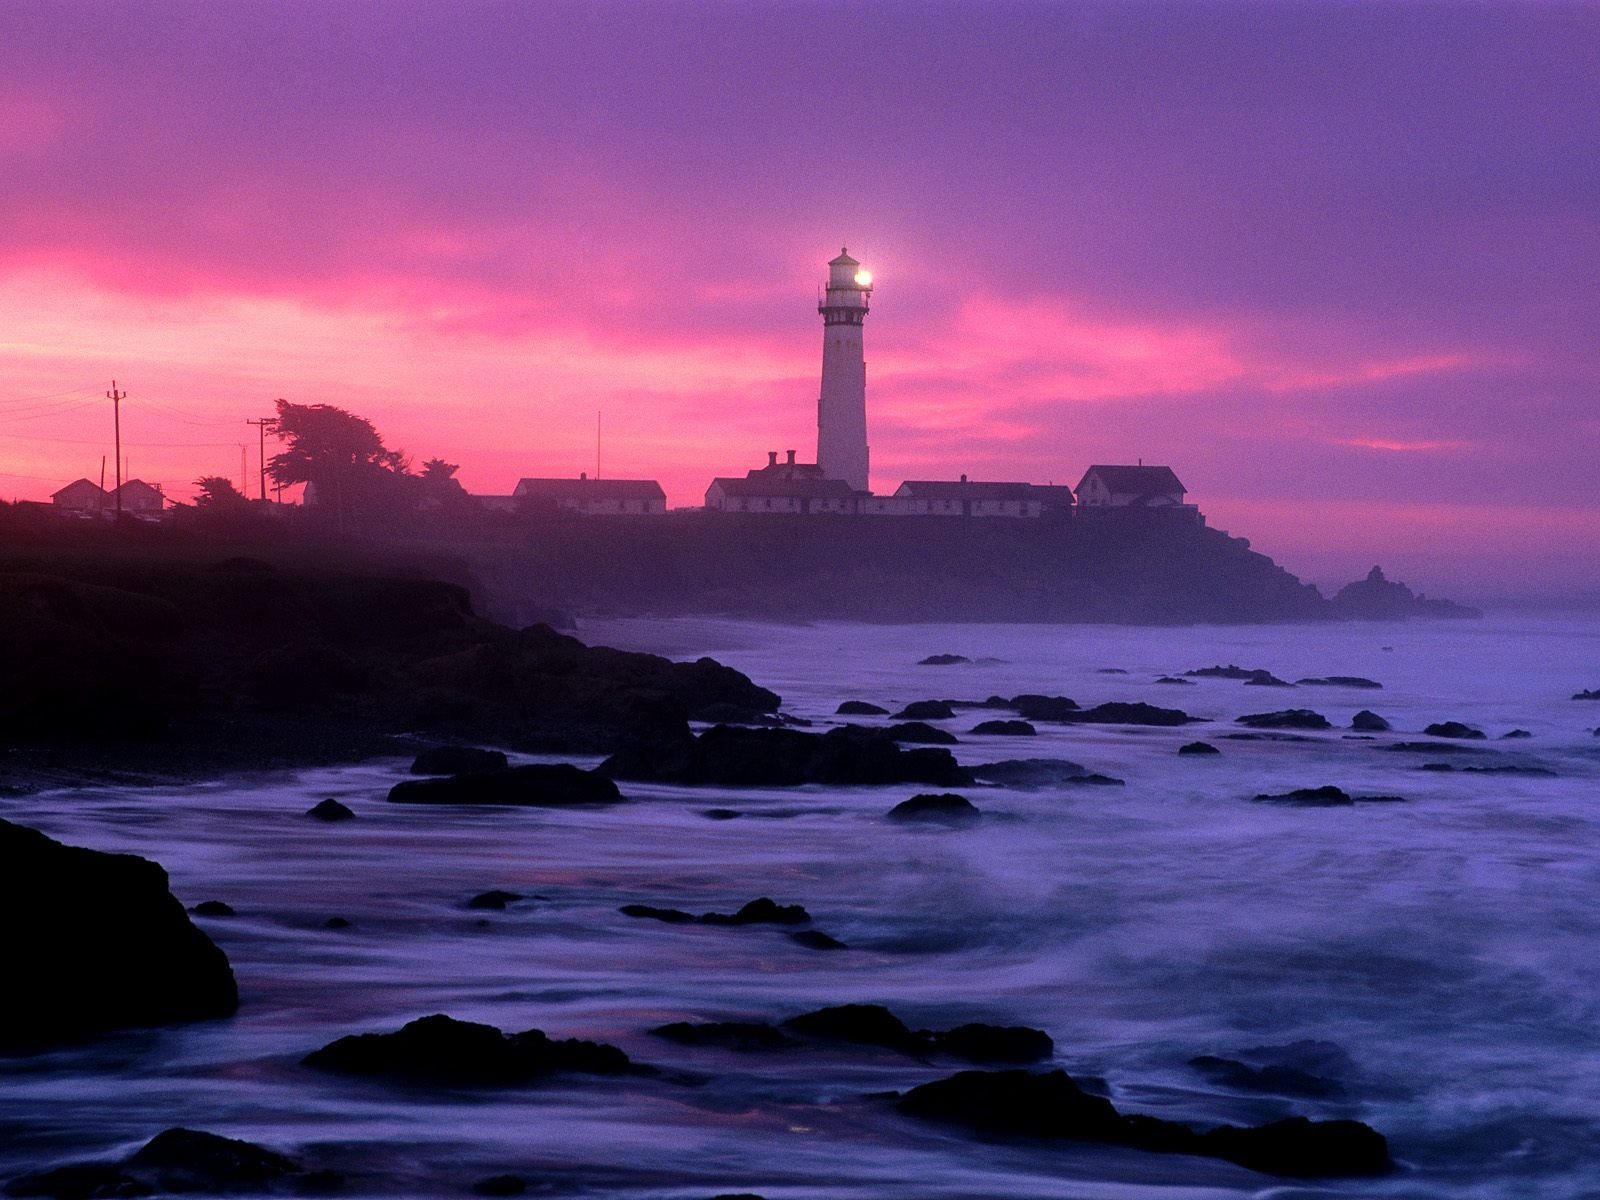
[836,700,889,715]
[387,763,624,806]
[918,654,970,666]
[970,719,1036,736]
[1236,709,1331,730]
[1295,676,1382,689]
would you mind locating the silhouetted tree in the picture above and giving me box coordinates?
[420,458,459,483]
[193,475,248,508]
[268,401,411,534]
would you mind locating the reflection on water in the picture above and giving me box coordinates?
[4,616,1600,1197]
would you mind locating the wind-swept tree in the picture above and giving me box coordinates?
[268,400,411,533]
[193,475,248,508]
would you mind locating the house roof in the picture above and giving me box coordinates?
[895,479,1040,502]
[1029,485,1077,505]
[51,478,107,501]
[1077,465,1186,496]
[708,477,858,500]
[514,477,665,500]
[113,479,163,498]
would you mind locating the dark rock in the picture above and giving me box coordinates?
[701,898,810,926]
[1386,740,1485,754]
[472,1175,528,1197]
[884,721,959,745]
[1243,674,1295,688]
[887,793,981,823]
[789,929,848,950]
[599,725,971,788]
[1155,675,1195,685]
[324,917,351,929]
[918,654,970,666]
[899,1068,1132,1141]
[701,808,742,820]
[688,702,784,727]
[1573,689,1600,701]
[5,1128,320,1199]
[1330,565,1480,621]
[894,700,956,720]
[970,759,1123,788]
[1068,702,1194,726]
[190,900,236,917]
[1096,668,1129,674]
[836,700,888,716]
[1183,665,1281,684]
[650,1021,797,1051]
[783,1004,918,1051]
[1420,763,1556,776]
[4,1162,155,1198]
[409,746,509,776]
[1351,710,1391,732]
[387,763,623,806]
[1296,676,1382,689]
[0,826,241,1051]
[1424,721,1486,740]
[970,719,1036,736]
[1236,709,1331,730]
[897,1068,1390,1178]
[1010,694,1081,720]
[620,904,696,924]
[936,1023,1054,1064]
[1252,786,1354,807]
[1500,729,1532,739]
[125,1128,304,1193]
[1178,741,1220,755]
[1202,1116,1390,1179]
[467,890,523,911]
[305,798,355,821]
[303,1013,630,1085]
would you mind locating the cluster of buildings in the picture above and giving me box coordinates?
[501,248,1198,524]
[40,249,1197,527]
[47,477,167,518]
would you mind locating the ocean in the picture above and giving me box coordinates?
[5,614,1599,1198]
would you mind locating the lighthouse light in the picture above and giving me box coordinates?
[854,270,872,286]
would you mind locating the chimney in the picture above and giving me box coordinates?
[767,451,777,467]
[580,471,587,481]
[786,449,796,465]
[960,473,968,483]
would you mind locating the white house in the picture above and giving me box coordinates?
[705,476,857,514]
[512,474,666,515]
[1074,465,1187,509]
[51,478,108,514]
[893,477,1043,518]
[111,479,165,514]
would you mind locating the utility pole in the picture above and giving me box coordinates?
[107,381,125,516]
[247,417,276,501]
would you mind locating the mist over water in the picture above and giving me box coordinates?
[5,615,1599,1198]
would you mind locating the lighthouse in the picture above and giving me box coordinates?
[816,247,872,492]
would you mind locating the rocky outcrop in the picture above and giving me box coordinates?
[887,793,981,823]
[598,725,971,788]
[303,1013,632,1085]
[1329,566,1480,620]
[1424,721,1486,740]
[306,798,355,821]
[894,700,955,720]
[387,763,623,806]
[1351,710,1390,732]
[0,819,238,1052]
[1237,709,1331,730]
[4,1128,332,1198]
[897,1068,1390,1178]
[836,700,888,716]
[969,759,1124,788]
[1296,676,1382,689]
[970,719,1036,736]
[1178,741,1220,755]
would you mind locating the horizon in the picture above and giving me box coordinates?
[3,1,1597,600]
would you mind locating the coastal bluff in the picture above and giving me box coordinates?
[471,511,1468,625]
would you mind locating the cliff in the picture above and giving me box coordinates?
[471,511,1330,625]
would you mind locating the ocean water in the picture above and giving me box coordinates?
[4,615,1600,1198]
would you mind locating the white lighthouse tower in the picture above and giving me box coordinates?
[816,247,872,492]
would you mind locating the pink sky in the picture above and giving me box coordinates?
[2,1,1597,598]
